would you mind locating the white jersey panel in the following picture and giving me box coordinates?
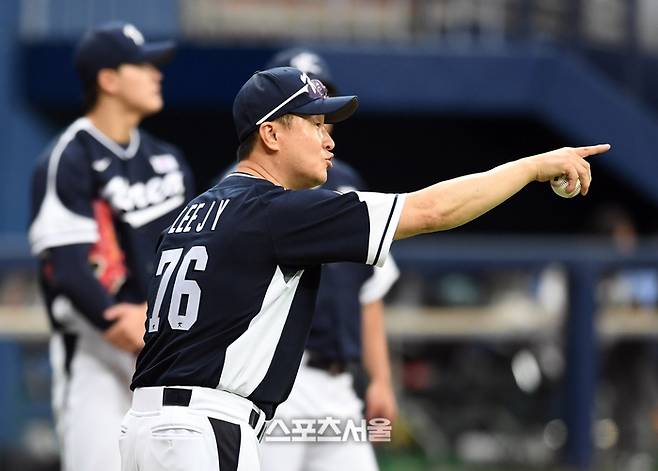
[29,190,99,255]
[218,266,304,397]
[354,192,406,267]
[29,119,99,255]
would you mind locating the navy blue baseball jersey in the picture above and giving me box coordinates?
[307,159,398,362]
[29,117,195,330]
[131,172,405,418]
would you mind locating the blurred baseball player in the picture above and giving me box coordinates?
[29,22,194,471]
[120,65,608,470]
[258,48,397,471]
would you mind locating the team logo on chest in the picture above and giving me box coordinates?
[102,168,185,228]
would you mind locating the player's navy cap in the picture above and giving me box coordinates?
[74,21,176,85]
[265,48,337,94]
[233,67,358,142]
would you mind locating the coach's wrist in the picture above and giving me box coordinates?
[518,156,541,183]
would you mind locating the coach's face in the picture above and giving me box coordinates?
[279,114,335,189]
[113,63,164,115]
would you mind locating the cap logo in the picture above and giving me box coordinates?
[299,72,322,96]
[123,24,144,46]
[290,52,323,75]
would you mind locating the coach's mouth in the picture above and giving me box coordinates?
[325,156,333,169]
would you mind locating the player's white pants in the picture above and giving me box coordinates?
[50,330,134,471]
[260,358,379,471]
[120,386,266,471]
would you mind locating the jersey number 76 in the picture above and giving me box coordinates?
[148,246,208,333]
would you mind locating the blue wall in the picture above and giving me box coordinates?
[0,0,53,236]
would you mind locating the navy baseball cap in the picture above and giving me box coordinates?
[265,48,337,94]
[233,67,358,143]
[74,21,176,85]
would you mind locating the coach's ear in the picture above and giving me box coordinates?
[258,122,281,152]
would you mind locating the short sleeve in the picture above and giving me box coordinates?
[354,191,405,267]
[29,140,98,255]
[268,188,405,267]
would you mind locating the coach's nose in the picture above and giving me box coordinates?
[323,127,335,152]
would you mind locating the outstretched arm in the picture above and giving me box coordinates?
[395,145,610,239]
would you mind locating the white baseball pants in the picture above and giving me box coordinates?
[259,360,379,471]
[120,386,266,471]
[50,330,134,471]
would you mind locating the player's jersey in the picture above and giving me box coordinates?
[308,159,399,361]
[29,117,194,332]
[131,172,405,418]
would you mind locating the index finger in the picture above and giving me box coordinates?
[576,144,611,157]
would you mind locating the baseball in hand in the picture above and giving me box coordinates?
[551,175,581,198]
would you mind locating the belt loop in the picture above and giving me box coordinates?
[248,408,259,429]
[249,406,267,440]
[163,387,192,407]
